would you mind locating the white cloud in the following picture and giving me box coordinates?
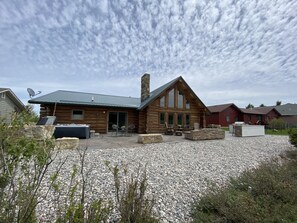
[0,0,296,108]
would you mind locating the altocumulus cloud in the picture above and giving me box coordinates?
[0,0,296,107]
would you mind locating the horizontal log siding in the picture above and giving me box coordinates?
[138,109,147,133]
[144,85,205,133]
[40,104,138,133]
[145,100,202,133]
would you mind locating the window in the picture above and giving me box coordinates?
[177,114,183,126]
[159,112,165,124]
[72,110,84,120]
[168,113,174,125]
[186,100,190,109]
[1,92,5,99]
[226,115,230,123]
[168,89,174,108]
[177,91,184,108]
[186,114,190,126]
[160,96,165,107]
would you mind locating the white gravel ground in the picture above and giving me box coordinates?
[37,134,293,222]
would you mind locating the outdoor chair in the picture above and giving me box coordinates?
[119,126,127,136]
[111,124,118,136]
[165,122,174,135]
[127,124,136,136]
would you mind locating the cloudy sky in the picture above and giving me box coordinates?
[1,0,296,110]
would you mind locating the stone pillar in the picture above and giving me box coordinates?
[141,73,150,102]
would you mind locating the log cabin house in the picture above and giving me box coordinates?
[28,74,210,134]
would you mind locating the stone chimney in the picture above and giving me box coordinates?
[141,73,150,102]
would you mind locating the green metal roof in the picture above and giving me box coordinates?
[28,76,210,114]
[29,90,140,108]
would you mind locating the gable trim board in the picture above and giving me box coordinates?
[28,75,209,134]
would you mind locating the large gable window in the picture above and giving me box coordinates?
[160,96,165,107]
[72,110,84,120]
[186,100,190,109]
[178,91,184,108]
[159,112,165,124]
[168,89,174,108]
[186,114,190,126]
[177,113,183,126]
[168,113,174,125]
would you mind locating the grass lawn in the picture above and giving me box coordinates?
[265,129,290,135]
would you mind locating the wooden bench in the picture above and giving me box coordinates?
[138,134,163,144]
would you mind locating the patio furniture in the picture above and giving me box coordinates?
[119,126,127,136]
[111,124,118,136]
[127,124,136,136]
[175,125,183,136]
[164,122,174,135]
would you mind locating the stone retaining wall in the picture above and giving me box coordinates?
[184,128,225,140]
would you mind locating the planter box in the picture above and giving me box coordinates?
[234,125,265,137]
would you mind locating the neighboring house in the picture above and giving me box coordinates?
[206,103,242,127]
[28,74,210,134]
[273,103,297,127]
[239,107,280,125]
[0,88,26,124]
[206,103,281,126]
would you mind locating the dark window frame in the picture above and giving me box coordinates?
[72,109,84,120]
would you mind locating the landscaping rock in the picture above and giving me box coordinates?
[55,137,79,150]
[138,134,163,144]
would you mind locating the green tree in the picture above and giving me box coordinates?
[259,104,265,107]
[246,103,254,109]
[276,101,282,106]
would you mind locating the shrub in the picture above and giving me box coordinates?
[191,157,297,223]
[289,128,297,148]
[268,118,286,130]
[0,111,56,223]
[106,162,159,223]
[54,148,113,223]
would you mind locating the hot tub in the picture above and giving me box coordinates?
[54,124,90,139]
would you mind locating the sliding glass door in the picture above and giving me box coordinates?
[108,112,127,131]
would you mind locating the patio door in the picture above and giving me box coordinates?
[108,112,127,131]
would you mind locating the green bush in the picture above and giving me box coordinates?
[0,111,56,223]
[289,128,297,148]
[191,157,297,223]
[268,118,286,130]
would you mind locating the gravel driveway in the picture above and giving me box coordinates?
[38,133,292,222]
